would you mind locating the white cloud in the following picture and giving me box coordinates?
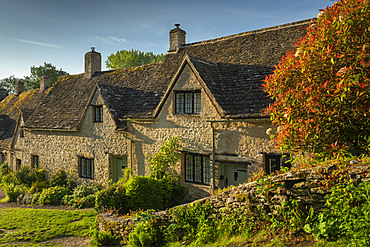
[11,38,63,49]
[94,36,126,44]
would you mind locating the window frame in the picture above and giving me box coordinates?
[175,91,201,115]
[93,105,103,123]
[184,153,210,185]
[31,155,39,168]
[79,157,94,179]
[264,154,291,175]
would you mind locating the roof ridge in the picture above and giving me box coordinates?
[186,54,217,65]
[181,19,313,48]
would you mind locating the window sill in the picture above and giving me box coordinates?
[185,181,210,186]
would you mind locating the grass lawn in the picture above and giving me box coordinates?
[0,207,97,245]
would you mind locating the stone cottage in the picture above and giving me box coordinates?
[0,19,311,199]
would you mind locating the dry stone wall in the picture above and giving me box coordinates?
[98,163,370,242]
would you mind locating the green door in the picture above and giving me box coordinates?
[223,164,249,187]
[113,156,127,182]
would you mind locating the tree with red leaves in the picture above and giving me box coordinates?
[263,0,370,159]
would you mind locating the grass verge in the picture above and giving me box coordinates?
[0,207,96,245]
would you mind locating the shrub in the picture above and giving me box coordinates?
[0,163,9,177]
[128,220,164,247]
[63,183,103,208]
[2,183,26,202]
[125,176,163,211]
[49,169,76,191]
[90,230,121,247]
[38,186,71,205]
[14,166,46,187]
[146,136,186,208]
[95,183,127,214]
[28,180,49,194]
[159,174,185,209]
[263,0,370,158]
[305,180,370,246]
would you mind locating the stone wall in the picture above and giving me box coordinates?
[127,63,276,200]
[11,64,277,200]
[98,163,370,242]
[14,89,130,184]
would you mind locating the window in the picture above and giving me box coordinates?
[264,154,291,175]
[185,153,210,185]
[16,159,22,171]
[175,91,201,114]
[31,155,39,168]
[20,129,24,137]
[79,157,94,179]
[94,105,103,122]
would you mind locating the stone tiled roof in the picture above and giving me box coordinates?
[24,75,94,130]
[0,89,47,149]
[22,19,311,130]
[186,55,274,118]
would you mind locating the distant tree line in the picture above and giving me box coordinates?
[0,62,69,94]
[0,49,165,95]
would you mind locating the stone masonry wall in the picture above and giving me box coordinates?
[98,163,370,242]
[127,63,277,200]
[14,90,130,184]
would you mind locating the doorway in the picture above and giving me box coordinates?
[221,163,249,188]
[113,156,127,182]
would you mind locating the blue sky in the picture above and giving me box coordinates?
[0,0,333,80]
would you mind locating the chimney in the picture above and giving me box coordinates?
[84,47,101,79]
[15,80,24,95]
[169,24,186,52]
[0,88,7,101]
[40,75,50,91]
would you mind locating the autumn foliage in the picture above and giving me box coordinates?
[263,0,370,158]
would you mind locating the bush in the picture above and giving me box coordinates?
[128,220,164,247]
[28,180,49,194]
[263,0,370,158]
[38,186,71,205]
[305,180,370,246]
[2,183,26,202]
[63,183,103,208]
[95,183,127,214]
[49,169,76,191]
[14,166,46,187]
[90,230,121,247]
[0,163,9,177]
[159,174,185,209]
[125,176,163,211]
[147,136,186,208]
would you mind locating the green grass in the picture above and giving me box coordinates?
[0,208,97,245]
[165,230,351,247]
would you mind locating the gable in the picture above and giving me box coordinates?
[155,59,224,119]
[78,87,120,133]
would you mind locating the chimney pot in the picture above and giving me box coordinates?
[85,48,101,78]
[0,88,7,101]
[40,75,50,91]
[15,80,24,95]
[169,24,186,52]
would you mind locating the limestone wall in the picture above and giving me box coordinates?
[127,64,276,199]
[98,163,370,242]
[14,90,130,184]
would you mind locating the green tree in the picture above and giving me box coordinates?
[0,75,20,94]
[263,0,370,159]
[23,62,69,91]
[105,49,165,70]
